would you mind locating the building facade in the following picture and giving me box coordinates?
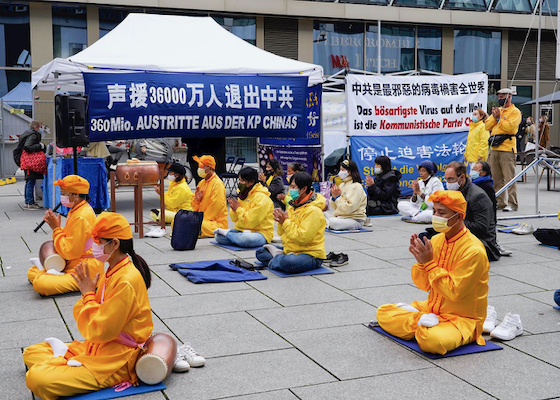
[1,0,557,161]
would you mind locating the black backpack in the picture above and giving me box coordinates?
[171,210,204,250]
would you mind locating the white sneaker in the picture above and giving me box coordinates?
[213,228,230,237]
[490,313,523,340]
[511,223,535,235]
[173,353,190,373]
[503,206,518,212]
[483,305,498,333]
[497,242,512,256]
[364,218,373,227]
[145,227,165,238]
[177,342,205,368]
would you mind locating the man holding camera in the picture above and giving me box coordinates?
[485,88,522,212]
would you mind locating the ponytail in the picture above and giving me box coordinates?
[117,238,151,289]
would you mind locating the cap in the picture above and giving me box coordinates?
[193,155,216,169]
[497,88,513,95]
[53,175,90,194]
[166,162,186,176]
[418,160,438,174]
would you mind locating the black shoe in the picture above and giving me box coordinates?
[331,253,349,267]
[324,252,339,265]
[151,209,160,217]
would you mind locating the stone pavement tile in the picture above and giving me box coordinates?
[383,257,417,268]
[486,295,560,335]
[292,368,493,400]
[508,242,560,258]
[137,241,234,266]
[347,284,427,308]
[347,230,411,249]
[164,311,292,358]
[357,247,415,262]
[323,235,378,252]
[316,267,410,290]
[248,300,374,333]
[490,251,556,268]
[51,292,82,308]
[123,392,167,400]
[507,332,560,368]
[0,275,34,293]
[222,390,298,399]
[487,275,544,297]
[163,348,336,400]
[328,250,400,272]
[1,317,71,350]
[0,348,33,400]
[522,290,557,306]
[491,263,560,290]
[282,325,431,380]
[148,273,180,299]
[433,345,560,400]
[246,276,352,306]
[150,289,280,319]
[0,290,59,323]
[150,264,253,295]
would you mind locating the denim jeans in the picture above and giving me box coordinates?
[25,178,36,205]
[256,247,322,274]
[554,289,560,307]
[215,229,267,248]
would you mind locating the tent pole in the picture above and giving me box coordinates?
[535,0,542,215]
[0,99,4,179]
[52,71,59,210]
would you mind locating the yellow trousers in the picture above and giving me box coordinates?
[376,303,473,355]
[199,218,228,238]
[23,342,125,400]
[150,209,176,224]
[27,258,103,296]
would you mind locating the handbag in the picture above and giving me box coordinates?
[20,150,47,174]
[488,134,514,148]
[171,210,204,250]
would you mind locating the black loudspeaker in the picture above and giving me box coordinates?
[55,94,89,148]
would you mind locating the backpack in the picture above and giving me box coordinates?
[171,210,204,250]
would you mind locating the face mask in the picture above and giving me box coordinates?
[92,241,113,263]
[446,181,460,191]
[338,170,349,180]
[470,171,480,180]
[167,174,176,181]
[38,127,44,134]
[498,98,506,107]
[60,195,73,208]
[265,170,273,176]
[374,167,383,175]
[432,213,459,233]
[197,168,207,178]
[472,116,479,123]
[539,118,543,123]
[238,183,247,192]
[289,188,300,200]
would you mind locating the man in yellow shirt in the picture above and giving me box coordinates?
[376,191,489,355]
[256,172,326,273]
[485,88,522,212]
[191,155,228,238]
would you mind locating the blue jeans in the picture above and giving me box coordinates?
[256,247,322,274]
[215,229,267,248]
[554,289,560,307]
[25,178,36,205]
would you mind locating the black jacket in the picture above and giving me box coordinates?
[366,170,402,216]
[262,175,285,210]
[461,178,500,261]
[15,129,44,180]
[474,178,497,224]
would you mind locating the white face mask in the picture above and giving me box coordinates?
[374,167,383,175]
[446,181,460,191]
[338,170,349,180]
[197,168,207,178]
[167,174,176,181]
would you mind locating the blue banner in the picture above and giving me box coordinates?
[350,132,469,196]
[83,72,309,141]
[259,85,322,146]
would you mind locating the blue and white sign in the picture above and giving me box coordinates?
[351,132,469,196]
[260,85,322,146]
[83,72,309,141]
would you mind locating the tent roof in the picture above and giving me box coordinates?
[32,14,323,91]
[523,90,560,105]
[1,81,32,106]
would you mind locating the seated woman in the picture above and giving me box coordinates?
[256,172,326,274]
[398,160,444,223]
[23,212,153,399]
[327,159,367,230]
[214,167,274,248]
[27,175,104,296]
[150,162,193,223]
[259,159,285,210]
[277,162,304,208]
[365,155,402,216]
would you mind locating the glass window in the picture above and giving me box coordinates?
[366,24,414,73]
[226,137,257,163]
[445,0,487,11]
[0,3,30,99]
[393,0,440,8]
[493,0,533,13]
[417,27,442,72]
[53,5,87,59]
[213,17,256,46]
[454,30,501,79]
[513,85,533,123]
[313,21,364,76]
[542,0,557,14]
[99,8,137,38]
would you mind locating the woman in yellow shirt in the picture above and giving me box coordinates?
[27,175,104,296]
[464,108,489,172]
[150,162,193,223]
[23,212,153,399]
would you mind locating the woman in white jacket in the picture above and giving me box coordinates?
[328,159,367,230]
[398,160,444,223]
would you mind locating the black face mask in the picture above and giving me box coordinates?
[498,98,506,107]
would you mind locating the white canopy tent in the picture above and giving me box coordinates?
[32,13,323,91]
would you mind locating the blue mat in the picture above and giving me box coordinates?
[170,260,266,283]
[266,265,334,277]
[553,305,560,310]
[497,223,521,233]
[368,323,502,359]
[367,214,401,218]
[539,243,559,249]
[211,241,262,251]
[63,383,165,400]
[325,228,372,234]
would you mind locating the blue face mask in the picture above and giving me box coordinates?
[472,116,479,123]
[471,171,480,180]
[289,188,300,200]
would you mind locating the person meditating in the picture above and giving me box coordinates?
[150,162,193,224]
[256,172,326,274]
[191,155,228,238]
[376,191,489,355]
[23,212,153,399]
[327,159,367,231]
[28,175,104,296]
[215,167,274,248]
[259,159,285,210]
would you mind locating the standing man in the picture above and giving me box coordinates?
[485,88,522,212]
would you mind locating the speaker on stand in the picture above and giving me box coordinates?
[55,94,89,174]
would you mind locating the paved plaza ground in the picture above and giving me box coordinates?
[1,168,560,400]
